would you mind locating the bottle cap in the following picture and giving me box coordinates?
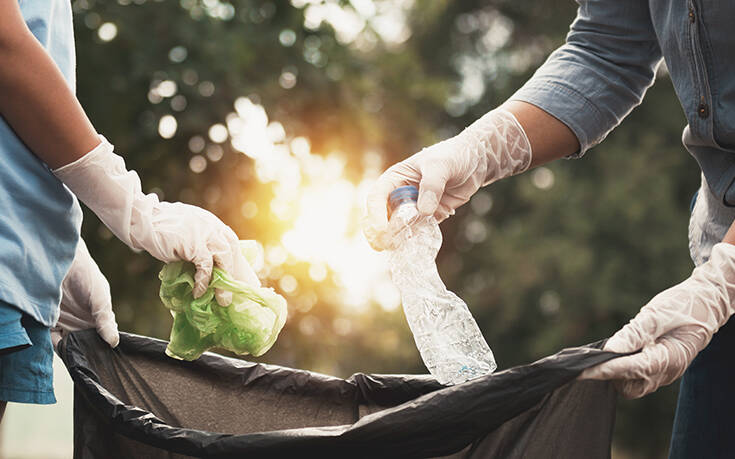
[388,185,418,216]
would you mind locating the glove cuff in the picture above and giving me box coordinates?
[459,109,532,186]
[699,242,735,327]
[52,136,115,174]
[53,135,158,250]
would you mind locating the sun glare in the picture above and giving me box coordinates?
[222,97,400,311]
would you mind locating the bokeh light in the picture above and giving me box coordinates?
[97,22,118,41]
[157,115,178,139]
[222,97,399,311]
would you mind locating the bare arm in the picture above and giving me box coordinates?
[501,100,580,167]
[723,219,735,245]
[0,2,99,169]
[0,3,262,305]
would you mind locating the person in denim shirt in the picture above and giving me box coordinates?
[0,0,260,423]
[365,1,735,455]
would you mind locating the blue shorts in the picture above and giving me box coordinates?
[0,300,55,404]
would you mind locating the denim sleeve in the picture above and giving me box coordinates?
[510,0,663,157]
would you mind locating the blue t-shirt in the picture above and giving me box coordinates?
[0,0,82,327]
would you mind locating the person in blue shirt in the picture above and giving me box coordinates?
[0,1,259,419]
[365,1,735,456]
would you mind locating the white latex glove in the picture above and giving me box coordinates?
[53,137,260,306]
[580,242,735,398]
[363,109,532,250]
[51,238,119,349]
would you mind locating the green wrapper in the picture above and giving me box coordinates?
[159,241,287,361]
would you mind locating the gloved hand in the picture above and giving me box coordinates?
[51,238,119,349]
[580,242,735,398]
[363,109,532,250]
[53,137,260,306]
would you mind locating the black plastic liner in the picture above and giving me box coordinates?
[59,330,620,458]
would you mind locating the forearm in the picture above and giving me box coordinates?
[0,2,99,169]
[723,219,735,246]
[501,100,580,167]
[504,0,661,166]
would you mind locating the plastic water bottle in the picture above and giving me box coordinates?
[386,186,497,385]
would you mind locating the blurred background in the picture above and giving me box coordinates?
[1,0,700,457]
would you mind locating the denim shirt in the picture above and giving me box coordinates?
[511,0,735,205]
[0,0,83,326]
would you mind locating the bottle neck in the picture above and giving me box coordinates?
[390,200,418,222]
[388,185,419,218]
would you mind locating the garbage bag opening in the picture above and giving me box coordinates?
[60,330,620,459]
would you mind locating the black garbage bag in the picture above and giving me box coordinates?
[59,330,621,459]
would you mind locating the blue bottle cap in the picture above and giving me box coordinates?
[388,185,419,216]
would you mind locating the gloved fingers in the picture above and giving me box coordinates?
[580,338,690,398]
[210,235,236,306]
[613,378,659,400]
[90,301,120,348]
[605,283,715,354]
[433,203,455,223]
[417,162,449,216]
[612,338,688,398]
[364,172,408,251]
[96,318,120,348]
[581,337,678,381]
[60,238,119,348]
[210,234,262,306]
[578,351,651,382]
[612,341,686,399]
[603,307,662,353]
[440,192,471,214]
[433,188,473,222]
[57,302,119,349]
[192,254,214,299]
[214,289,233,307]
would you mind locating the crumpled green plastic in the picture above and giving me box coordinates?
[159,241,287,361]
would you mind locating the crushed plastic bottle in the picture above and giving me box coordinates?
[159,240,287,361]
[386,186,496,385]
